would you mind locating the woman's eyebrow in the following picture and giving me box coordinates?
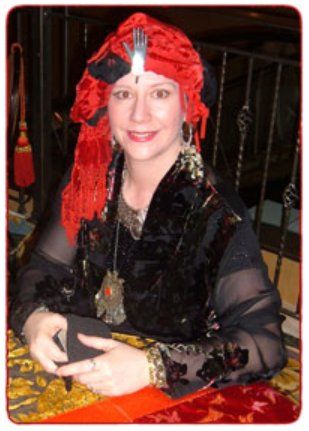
[112,84,132,90]
[150,82,177,89]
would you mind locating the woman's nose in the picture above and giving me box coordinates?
[130,94,150,123]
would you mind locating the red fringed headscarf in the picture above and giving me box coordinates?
[62,12,209,243]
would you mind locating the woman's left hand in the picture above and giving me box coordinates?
[56,333,150,396]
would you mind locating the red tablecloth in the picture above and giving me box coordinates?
[43,381,300,424]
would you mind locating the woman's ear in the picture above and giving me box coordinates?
[179,87,188,119]
[183,93,189,122]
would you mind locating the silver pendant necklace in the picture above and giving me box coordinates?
[95,165,149,325]
[95,219,126,325]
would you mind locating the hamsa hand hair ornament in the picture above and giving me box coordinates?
[123,28,148,83]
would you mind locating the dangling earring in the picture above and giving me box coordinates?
[180,122,204,182]
[181,122,193,151]
[111,136,121,152]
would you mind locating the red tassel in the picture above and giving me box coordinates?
[194,131,201,152]
[14,121,35,187]
[200,113,207,140]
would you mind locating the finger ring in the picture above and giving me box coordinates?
[89,358,97,371]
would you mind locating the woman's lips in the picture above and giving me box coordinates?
[127,130,158,142]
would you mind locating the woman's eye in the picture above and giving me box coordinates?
[113,90,132,100]
[152,89,170,99]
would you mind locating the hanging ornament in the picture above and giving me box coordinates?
[11,43,35,188]
[94,220,126,325]
[95,269,126,325]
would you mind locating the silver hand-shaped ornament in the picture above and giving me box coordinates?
[123,28,148,82]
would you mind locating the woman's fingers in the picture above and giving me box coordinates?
[22,312,70,374]
[56,342,149,396]
[23,311,67,344]
[30,336,68,372]
[57,356,106,377]
[74,370,103,385]
[49,341,68,362]
[77,333,120,351]
[34,352,59,374]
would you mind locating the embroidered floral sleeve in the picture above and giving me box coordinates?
[155,339,248,397]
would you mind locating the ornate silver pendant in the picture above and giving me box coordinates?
[95,270,126,325]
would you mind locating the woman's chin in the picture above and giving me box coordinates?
[122,143,158,162]
[121,138,181,164]
[124,151,157,163]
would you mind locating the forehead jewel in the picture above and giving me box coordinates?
[123,28,148,80]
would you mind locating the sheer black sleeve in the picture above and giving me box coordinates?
[156,215,287,399]
[9,169,77,337]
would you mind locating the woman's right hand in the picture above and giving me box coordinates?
[23,311,68,374]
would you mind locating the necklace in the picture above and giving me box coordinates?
[95,220,126,325]
[95,165,149,325]
[118,189,148,240]
[118,165,149,240]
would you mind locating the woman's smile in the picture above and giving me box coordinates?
[127,130,158,142]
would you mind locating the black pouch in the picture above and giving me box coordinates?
[53,314,111,391]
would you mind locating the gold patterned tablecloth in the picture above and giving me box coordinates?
[269,357,300,404]
[8,330,103,423]
[7,330,300,423]
[7,329,154,423]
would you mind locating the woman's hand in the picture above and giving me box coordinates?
[23,311,68,373]
[56,333,150,396]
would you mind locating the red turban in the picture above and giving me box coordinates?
[61,12,209,243]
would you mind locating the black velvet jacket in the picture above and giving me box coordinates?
[100,152,241,341]
[10,150,287,398]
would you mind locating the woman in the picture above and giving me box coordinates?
[10,12,286,399]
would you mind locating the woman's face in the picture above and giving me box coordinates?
[108,71,185,163]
